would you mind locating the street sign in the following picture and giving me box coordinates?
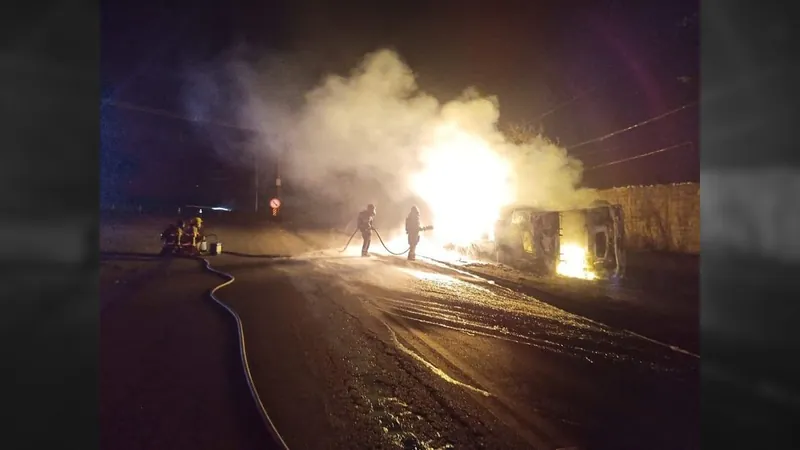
[269,198,281,209]
[275,177,282,187]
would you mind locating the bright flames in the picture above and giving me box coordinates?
[556,243,596,280]
[410,124,513,248]
[379,234,476,263]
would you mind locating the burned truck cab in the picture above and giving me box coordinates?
[579,202,626,279]
[494,205,559,273]
[494,201,627,279]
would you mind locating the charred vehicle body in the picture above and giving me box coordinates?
[493,201,626,279]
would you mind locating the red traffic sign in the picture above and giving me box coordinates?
[269,198,281,209]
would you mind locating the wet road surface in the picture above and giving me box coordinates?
[213,251,699,449]
[100,255,277,450]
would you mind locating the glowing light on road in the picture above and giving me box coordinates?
[380,233,480,264]
[556,243,596,280]
[410,124,513,248]
[399,268,462,285]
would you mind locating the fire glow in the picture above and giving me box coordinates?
[556,243,596,280]
[410,124,513,248]
[381,233,479,264]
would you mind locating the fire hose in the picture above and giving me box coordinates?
[154,229,291,449]
[195,225,409,450]
[198,257,292,450]
[337,227,410,255]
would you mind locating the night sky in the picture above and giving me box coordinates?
[101,0,699,208]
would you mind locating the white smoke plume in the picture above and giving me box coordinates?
[502,132,599,211]
[184,48,596,233]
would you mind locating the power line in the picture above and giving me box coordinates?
[528,26,698,124]
[109,96,695,173]
[534,67,695,127]
[104,100,260,134]
[584,141,694,171]
[566,100,698,151]
[531,81,610,123]
[574,145,624,158]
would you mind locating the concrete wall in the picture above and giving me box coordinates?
[596,182,700,254]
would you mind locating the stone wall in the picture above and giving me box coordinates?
[596,182,700,254]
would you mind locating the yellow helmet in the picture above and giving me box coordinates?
[192,217,203,227]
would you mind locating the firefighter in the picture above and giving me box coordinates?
[405,206,422,261]
[161,219,185,251]
[357,204,376,257]
[186,217,204,248]
[405,206,433,261]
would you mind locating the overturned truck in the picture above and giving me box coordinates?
[493,201,626,279]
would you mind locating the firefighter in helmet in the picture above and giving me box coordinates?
[186,216,204,248]
[405,205,432,261]
[357,204,376,257]
[161,219,186,252]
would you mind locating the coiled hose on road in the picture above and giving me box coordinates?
[197,257,292,450]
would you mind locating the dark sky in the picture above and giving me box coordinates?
[101,0,699,206]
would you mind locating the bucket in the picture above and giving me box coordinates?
[210,242,222,255]
[199,240,209,252]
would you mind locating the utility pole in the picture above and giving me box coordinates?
[275,155,282,200]
[254,153,259,213]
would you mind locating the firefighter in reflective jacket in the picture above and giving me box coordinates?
[186,217,204,248]
[161,219,185,251]
[357,204,376,256]
[405,206,432,261]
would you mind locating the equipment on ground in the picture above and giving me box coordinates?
[210,241,223,255]
[159,218,222,257]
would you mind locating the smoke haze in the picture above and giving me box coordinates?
[183,48,597,230]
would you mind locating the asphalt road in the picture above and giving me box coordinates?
[210,249,699,450]
[100,254,278,450]
[100,224,698,450]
